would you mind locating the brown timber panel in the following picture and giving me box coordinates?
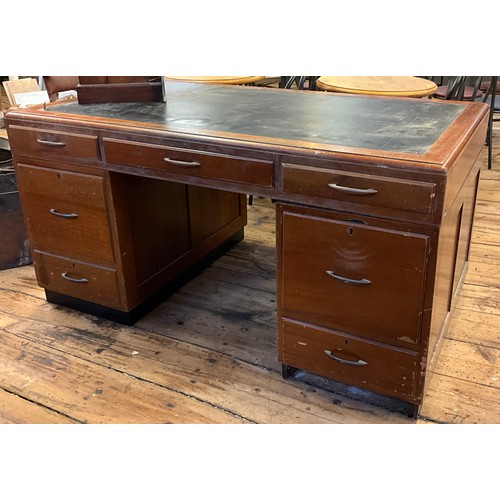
[7,125,99,163]
[282,163,437,214]
[103,137,274,187]
[280,319,418,400]
[279,205,429,347]
[32,251,122,309]
[15,164,114,263]
[188,185,243,246]
[115,176,192,286]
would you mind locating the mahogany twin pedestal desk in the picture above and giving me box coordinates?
[5,82,488,415]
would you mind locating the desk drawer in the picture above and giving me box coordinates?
[282,163,436,214]
[103,138,274,187]
[279,205,429,347]
[8,125,99,162]
[280,319,418,400]
[33,251,122,309]
[16,164,114,263]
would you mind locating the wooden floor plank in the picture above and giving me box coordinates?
[433,338,499,389]
[474,199,500,216]
[444,307,500,348]
[0,325,244,424]
[454,283,500,316]
[0,265,45,298]
[469,213,500,246]
[0,387,75,424]
[419,374,500,424]
[164,277,278,330]
[4,317,409,424]
[465,261,500,288]
[140,300,280,369]
[468,242,500,263]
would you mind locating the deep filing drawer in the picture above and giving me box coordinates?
[280,319,418,400]
[282,163,436,214]
[33,251,122,309]
[15,164,114,263]
[279,205,429,347]
[103,138,274,187]
[7,125,99,163]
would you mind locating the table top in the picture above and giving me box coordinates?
[0,127,9,150]
[164,76,266,85]
[9,81,486,166]
[316,76,438,98]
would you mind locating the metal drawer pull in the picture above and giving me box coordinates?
[326,270,371,285]
[37,139,67,147]
[61,272,89,283]
[328,183,378,195]
[49,208,79,218]
[164,158,201,168]
[324,350,368,366]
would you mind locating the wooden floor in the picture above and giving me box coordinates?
[1,133,499,424]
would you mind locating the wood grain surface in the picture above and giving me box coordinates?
[0,134,498,423]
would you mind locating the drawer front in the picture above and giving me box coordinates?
[103,138,274,187]
[33,251,122,309]
[8,125,99,162]
[280,319,418,400]
[283,163,436,214]
[280,207,429,346]
[16,164,114,262]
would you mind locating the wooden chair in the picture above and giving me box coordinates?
[434,76,483,100]
[42,76,79,101]
[480,79,500,93]
[478,77,498,170]
[281,76,318,90]
[450,77,499,170]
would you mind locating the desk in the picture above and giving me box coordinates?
[5,82,488,414]
[316,76,438,97]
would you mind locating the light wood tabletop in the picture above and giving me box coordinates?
[164,76,266,85]
[0,127,9,150]
[316,76,438,97]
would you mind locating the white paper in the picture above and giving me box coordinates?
[13,90,49,107]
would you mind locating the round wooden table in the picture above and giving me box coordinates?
[316,76,438,98]
[164,76,266,85]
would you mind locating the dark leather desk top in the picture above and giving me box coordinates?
[48,81,468,157]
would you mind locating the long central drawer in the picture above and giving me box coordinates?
[103,138,274,187]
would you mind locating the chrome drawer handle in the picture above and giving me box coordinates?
[326,270,371,285]
[37,139,67,147]
[324,350,368,366]
[61,272,89,283]
[163,157,201,168]
[50,208,79,218]
[328,183,378,195]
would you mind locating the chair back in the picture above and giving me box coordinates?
[43,76,79,100]
[444,76,467,100]
[443,76,484,101]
